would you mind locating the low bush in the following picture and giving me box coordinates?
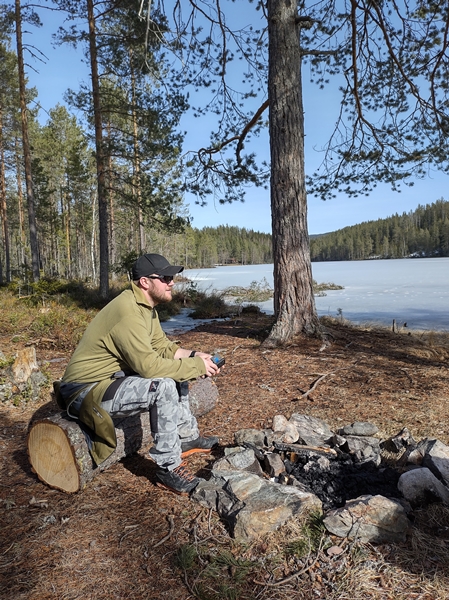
[189,293,235,319]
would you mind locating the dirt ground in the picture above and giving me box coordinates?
[1,313,449,600]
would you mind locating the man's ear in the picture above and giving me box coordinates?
[138,277,150,290]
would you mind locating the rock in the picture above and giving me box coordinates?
[339,422,379,437]
[343,435,381,465]
[271,423,300,444]
[287,476,314,493]
[191,478,224,509]
[212,448,264,476]
[422,439,449,486]
[288,414,333,446]
[323,495,410,543]
[380,427,416,453]
[272,415,289,431]
[193,445,322,541]
[234,428,266,447]
[188,378,218,417]
[331,433,348,449]
[398,467,449,506]
[229,480,322,541]
[224,472,265,501]
[264,453,286,478]
[402,438,435,466]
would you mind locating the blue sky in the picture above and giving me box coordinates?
[23,6,449,236]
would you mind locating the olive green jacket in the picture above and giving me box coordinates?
[56,283,206,464]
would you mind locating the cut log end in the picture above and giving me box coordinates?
[28,421,80,493]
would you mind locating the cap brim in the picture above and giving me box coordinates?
[158,265,184,276]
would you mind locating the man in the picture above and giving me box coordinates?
[56,253,221,495]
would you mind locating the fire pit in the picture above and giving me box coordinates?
[284,447,401,510]
[193,413,449,542]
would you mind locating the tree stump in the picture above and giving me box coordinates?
[27,377,219,493]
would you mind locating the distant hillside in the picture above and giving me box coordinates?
[310,198,449,261]
[186,200,448,268]
[190,224,273,266]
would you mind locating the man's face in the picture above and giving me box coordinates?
[142,275,175,306]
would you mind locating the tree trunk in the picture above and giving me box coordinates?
[87,0,109,297]
[62,179,71,278]
[129,51,146,254]
[0,107,11,283]
[14,135,26,267]
[106,120,116,271]
[14,0,40,282]
[264,0,320,347]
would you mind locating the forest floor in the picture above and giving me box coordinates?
[2,310,449,599]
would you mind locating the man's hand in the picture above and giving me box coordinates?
[200,355,220,377]
[174,348,221,377]
[191,352,222,377]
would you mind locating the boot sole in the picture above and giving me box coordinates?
[180,447,214,459]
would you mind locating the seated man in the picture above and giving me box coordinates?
[56,253,221,495]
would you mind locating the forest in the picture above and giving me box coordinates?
[309,199,449,262]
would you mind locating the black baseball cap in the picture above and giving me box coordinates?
[132,254,184,280]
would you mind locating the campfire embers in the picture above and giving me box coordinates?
[283,448,401,511]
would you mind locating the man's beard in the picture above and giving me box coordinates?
[148,284,172,306]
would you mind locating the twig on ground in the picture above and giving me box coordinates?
[154,515,175,548]
[298,362,359,399]
[119,524,139,546]
[299,373,333,399]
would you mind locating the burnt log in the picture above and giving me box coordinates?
[27,378,219,493]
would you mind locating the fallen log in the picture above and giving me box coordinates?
[27,411,153,493]
[27,378,219,493]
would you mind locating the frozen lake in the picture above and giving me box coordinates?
[177,257,449,332]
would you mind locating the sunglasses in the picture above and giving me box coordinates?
[148,275,174,284]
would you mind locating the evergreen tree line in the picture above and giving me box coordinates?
[188,225,273,268]
[310,199,449,262]
[116,224,273,272]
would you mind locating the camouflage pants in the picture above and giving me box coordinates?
[101,377,199,470]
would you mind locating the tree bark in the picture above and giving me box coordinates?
[264,0,320,347]
[27,411,153,493]
[14,135,26,266]
[0,106,11,283]
[106,120,116,271]
[87,0,109,297]
[129,50,146,254]
[14,0,40,282]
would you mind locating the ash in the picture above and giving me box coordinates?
[284,451,401,511]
